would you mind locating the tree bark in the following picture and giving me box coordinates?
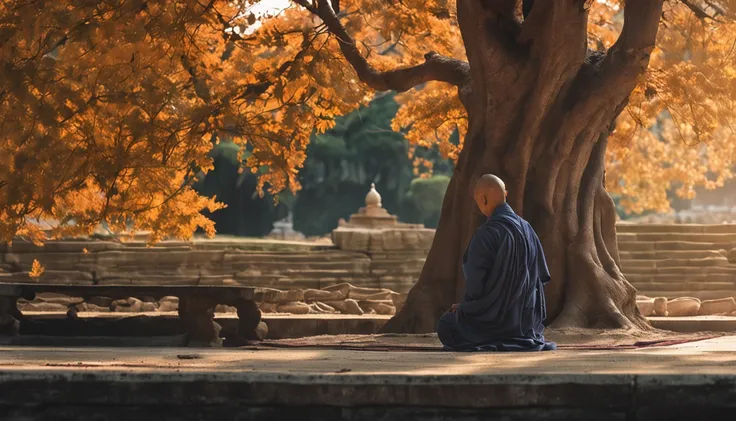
[380,0,663,333]
[295,0,664,333]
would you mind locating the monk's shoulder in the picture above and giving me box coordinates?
[518,218,540,238]
[478,221,508,243]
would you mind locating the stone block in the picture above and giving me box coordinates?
[259,302,278,313]
[36,293,84,306]
[324,299,363,315]
[276,302,311,314]
[18,302,69,312]
[379,230,404,251]
[0,270,93,285]
[351,290,394,301]
[141,302,158,312]
[322,283,352,297]
[303,289,346,302]
[111,297,144,313]
[727,248,736,263]
[7,240,122,254]
[653,297,668,316]
[332,229,371,251]
[215,304,237,313]
[636,298,655,317]
[311,302,337,313]
[698,297,736,315]
[158,296,179,312]
[359,300,396,315]
[368,231,384,252]
[345,284,393,300]
[76,303,110,312]
[260,288,304,304]
[127,275,199,286]
[667,297,701,316]
[88,296,113,308]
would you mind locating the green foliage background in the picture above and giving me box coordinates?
[194,93,455,237]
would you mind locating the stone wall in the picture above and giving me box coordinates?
[0,237,426,294]
[6,223,736,314]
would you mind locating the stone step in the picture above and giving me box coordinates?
[622,266,736,276]
[93,261,373,276]
[2,252,97,271]
[618,241,734,252]
[280,269,362,278]
[192,240,335,253]
[11,250,365,269]
[0,270,94,284]
[95,250,226,266]
[260,278,383,290]
[1,241,125,254]
[625,233,736,243]
[626,273,736,283]
[628,281,735,292]
[620,257,731,269]
[634,289,736,301]
[616,224,736,234]
[616,233,637,242]
[227,260,370,271]
[222,251,368,263]
[619,250,726,260]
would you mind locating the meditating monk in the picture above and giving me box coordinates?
[436,174,557,352]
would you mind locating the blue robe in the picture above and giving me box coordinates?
[436,203,556,352]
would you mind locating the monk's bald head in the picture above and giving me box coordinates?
[473,174,507,217]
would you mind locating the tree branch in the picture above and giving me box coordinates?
[233,31,315,102]
[294,0,470,91]
[680,0,726,21]
[180,54,213,103]
[594,0,665,97]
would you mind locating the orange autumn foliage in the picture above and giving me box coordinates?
[1,0,734,243]
[28,259,44,278]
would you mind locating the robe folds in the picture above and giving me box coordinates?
[439,203,556,352]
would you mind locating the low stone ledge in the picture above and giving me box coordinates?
[1,368,736,420]
[15,283,407,317]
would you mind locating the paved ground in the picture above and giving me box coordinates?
[18,312,736,343]
[1,335,736,420]
[1,335,736,374]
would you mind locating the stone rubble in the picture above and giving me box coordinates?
[15,283,406,316]
[636,294,736,317]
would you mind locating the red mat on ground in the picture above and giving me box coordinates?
[257,334,720,352]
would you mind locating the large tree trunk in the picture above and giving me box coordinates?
[381,0,663,333]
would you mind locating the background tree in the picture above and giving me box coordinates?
[191,92,454,237]
[2,0,734,331]
[294,92,453,235]
[192,140,283,236]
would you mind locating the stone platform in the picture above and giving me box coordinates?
[1,336,736,420]
[10,312,392,341]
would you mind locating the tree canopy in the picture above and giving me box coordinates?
[1,0,735,243]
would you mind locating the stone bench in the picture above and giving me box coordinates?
[0,283,268,347]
